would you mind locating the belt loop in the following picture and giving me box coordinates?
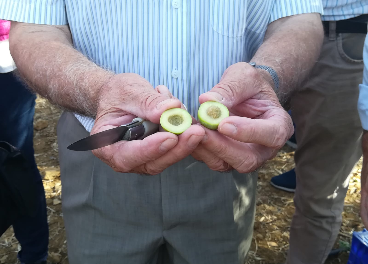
[329,21,336,41]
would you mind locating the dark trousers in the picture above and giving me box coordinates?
[0,72,48,263]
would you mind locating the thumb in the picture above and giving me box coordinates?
[155,85,188,110]
[134,87,182,124]
[199,63,257,108]
[97,74,182,124]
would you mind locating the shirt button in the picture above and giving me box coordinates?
[172,69,179,78]
[172,0,179,8]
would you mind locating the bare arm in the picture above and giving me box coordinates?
[9,22,205,175]
[10,22,113,117]
[252,13,324,104]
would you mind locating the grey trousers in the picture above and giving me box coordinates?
[287,32,365,264]
[57,112,257,264]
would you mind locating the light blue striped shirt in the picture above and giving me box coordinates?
[323,0,368,21]
[0,0,323,132]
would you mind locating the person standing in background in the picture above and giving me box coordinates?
[270,1,368,263]
[358,33,368,234]
[0,20,49,264]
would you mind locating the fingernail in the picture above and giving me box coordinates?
[220,123,237,135]
[201,134,208,143]
[156,99,176,110]
[208,92,224,102]
[159,139,177,153]
[156,85,173,98]
[187,135,202,148]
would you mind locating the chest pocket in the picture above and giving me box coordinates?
[210,0,248,37]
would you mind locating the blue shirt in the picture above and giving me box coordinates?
[322,0,368,21]
[0,0,323,132]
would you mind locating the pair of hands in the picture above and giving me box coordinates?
[91,62,294,175]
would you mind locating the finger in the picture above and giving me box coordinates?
[155,85,173,98]
[229,98,281,119]
[137,125,205,175]
[201,128,277,173]
[218,112,293,148]
[191,144,233,172]
[136,95,182,124]
[92,114,136,134]
[92,132,178,173]
[198,62,260,108]
[99,74,182,123]
[156,85,189,112]
[126,83,181,123]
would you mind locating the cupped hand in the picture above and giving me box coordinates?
[192,62,293,173]
[91,73,205,175]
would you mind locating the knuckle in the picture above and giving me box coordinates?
[248,66,259,80]
[245,123,257,142]
[93,149,125,171]
[111,165,127,173]
[270,125,288,148]
[111,159,131,173]
[138,144,159,162]
[191,150,203,161]
[214,83,237,100]
[288,122,295,138]
[236,155,260,173]
[283,113,294,137]
[143,163,163,175]
[210,159,228,172]
[211,141,228,155]
[131,168,150,176]
[268,148,279,160]
[141,92,161,110]
[108,152,134,173]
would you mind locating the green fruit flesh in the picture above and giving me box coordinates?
[198,101,229,130]
[160,108,192,135]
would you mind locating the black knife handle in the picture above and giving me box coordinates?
[125,119,159,140]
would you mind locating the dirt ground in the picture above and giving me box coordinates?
[0,97,365,264]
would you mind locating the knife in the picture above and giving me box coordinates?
[67,118,159,151]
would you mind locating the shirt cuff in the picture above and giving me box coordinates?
[269,0,324,23]
[0,0,67,25]
[358,84,368,131]
[0,39,16,73]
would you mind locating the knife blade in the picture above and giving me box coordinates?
[67,118,159,151]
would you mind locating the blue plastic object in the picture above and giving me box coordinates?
[347,229,368,264]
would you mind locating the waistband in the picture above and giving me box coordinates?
[323,15,368,35]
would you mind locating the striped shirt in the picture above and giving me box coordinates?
[0,0,323,132]
[323,0,368,21]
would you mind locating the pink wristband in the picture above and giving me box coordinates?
[0,20,11,41]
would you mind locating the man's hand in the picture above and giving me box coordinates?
[190,13,323,173]
[91,74,205,175]
[191,62,293,173]
[9,23,204,175]
[361,131,368,228]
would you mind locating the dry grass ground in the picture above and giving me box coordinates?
[0,97,364,264]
